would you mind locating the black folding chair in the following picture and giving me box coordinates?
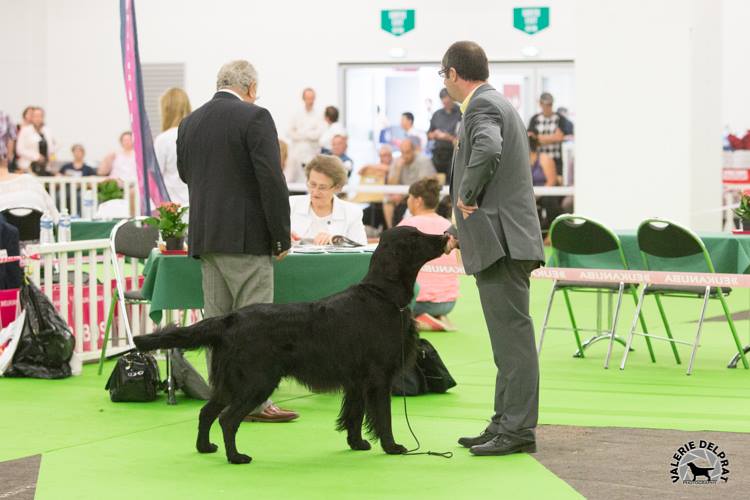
[1,208,42,242]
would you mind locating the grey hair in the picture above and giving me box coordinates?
[216,60,258,92]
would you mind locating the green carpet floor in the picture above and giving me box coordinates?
[2,274,750,499]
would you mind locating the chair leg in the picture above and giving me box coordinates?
[629,285,654,362]
[687,287,711,375]
[604,283,625,369]
[653,294,682,365]
[97,298,117,375]
[562,289,585,358]
[621,285,647,370]
[537,282,557,356]
[718,292,750,369]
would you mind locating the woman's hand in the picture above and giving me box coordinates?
[313,232,333,245]
[291,231,301,242]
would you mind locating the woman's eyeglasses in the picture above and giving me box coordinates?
[307,181,334,192]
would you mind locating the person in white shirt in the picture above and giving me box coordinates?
[289,154,367,246]
[319,106,346,153]
[97,131,137,185]
[15,107,57,174]
[400,111,426,151]
[286,88,325,185]
[154,87,192,205]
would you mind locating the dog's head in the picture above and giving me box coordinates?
[363,226,450,305]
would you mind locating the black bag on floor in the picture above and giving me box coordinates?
[105,350,162,402]
[170,349,211,400]
[5,280,75,379]
[392,339,456,396]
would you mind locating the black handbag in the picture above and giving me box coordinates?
[392,339,456,396]
[105,350,162,402]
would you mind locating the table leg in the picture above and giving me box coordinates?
[165,309,177,405]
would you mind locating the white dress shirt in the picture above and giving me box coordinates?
[289,195,367,245]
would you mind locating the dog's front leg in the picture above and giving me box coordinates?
[366,384,407,455]
[338,387,370,451]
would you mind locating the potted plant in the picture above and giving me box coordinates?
[145,202,188,251]
[734,189,750,233]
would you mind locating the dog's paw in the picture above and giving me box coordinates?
[197,442,218,454]
[383,443,407,455]
[348,438,371,451]
[228,453,253,464]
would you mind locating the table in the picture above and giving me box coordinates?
[70,219,120,241]
[141,250,373,322]
[554,230,750,274]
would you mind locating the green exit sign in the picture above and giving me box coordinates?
[513,7,550,35]
[381,9,415,36]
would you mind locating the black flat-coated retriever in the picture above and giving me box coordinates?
[133,226,450,464]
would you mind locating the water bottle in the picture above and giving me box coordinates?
[82,189,95,220]
[39,211,54,244]
[58,209,71,242]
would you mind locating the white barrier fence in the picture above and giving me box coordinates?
[24,239,155,362]
[39,177,140,217]
[288,182,575,197]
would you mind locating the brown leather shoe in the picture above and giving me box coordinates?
[243,404,299,423]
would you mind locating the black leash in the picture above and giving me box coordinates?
[398,306,452,459]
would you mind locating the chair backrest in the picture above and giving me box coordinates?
[637,218,715,272]
[111,218,159,259]
[549,214,628,269]
[1,208,42,241]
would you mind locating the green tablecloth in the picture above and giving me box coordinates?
[141,250,372,322]
[554,230,750,274]
[70,220,120,241]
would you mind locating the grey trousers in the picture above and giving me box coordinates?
[475,258,539,442]
[201,253,274,411]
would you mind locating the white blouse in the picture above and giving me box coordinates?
[289,195,367,245]
[154,127,189,205]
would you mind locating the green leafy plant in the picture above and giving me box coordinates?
[144,202,188,239]
[97,180,124,203]
[734,190,750,221]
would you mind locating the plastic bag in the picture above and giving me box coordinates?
[170,349,211,400]
[0,310,26,375]
[4,281,75,379]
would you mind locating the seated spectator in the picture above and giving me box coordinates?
[98,131,137,185]
[359,144,393,233]
[290,154,367,246]
[15,107,57,176]
[529,135,557,187]
[399,112,426,150]
[58,144,96,177]
[529,135,562,236]
[330,134,353,176]
[319,106,345,153]
[398,177,459,330]
[384,138,436,228]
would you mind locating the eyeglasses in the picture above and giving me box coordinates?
[438,67,450,78]
[307,181,334,192]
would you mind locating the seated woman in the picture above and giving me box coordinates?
[398,177,459,331]
[290,154,367,246]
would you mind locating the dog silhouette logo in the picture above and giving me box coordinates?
[669,440,730,485]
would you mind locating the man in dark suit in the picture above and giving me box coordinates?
[441,42,545,455]
[177,60,297,422]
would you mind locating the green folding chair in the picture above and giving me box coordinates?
[538,215,654,368]
[620,218,750,375]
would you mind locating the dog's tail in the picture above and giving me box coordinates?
[133,316,225,352]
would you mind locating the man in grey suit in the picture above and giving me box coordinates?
[441,41,545,455]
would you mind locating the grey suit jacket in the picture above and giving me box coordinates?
[450,84,544,275]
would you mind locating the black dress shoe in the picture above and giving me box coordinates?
[458,429,498,448]
[470,434,537,456]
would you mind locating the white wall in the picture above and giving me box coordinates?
[575,0,722,230]
[722,0,750,133]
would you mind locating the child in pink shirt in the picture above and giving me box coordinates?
[398,177,459,329]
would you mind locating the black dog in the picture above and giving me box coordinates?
[133,226,449,464]
[686,461,714,481]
